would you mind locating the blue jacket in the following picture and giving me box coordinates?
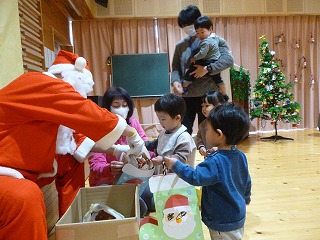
[172,147,251,232]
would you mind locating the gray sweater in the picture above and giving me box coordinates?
[193,33,221,61]
[171,35,234,97]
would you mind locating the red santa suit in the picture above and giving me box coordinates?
[0,51,127,240]
[36,132,89,218]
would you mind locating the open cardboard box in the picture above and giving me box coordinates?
[55,184,140,240]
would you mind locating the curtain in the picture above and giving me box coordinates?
[224,16,320,131]
[72,16,320,134]
[72,19,160,137]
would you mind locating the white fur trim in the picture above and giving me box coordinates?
[48,63,92,76]
[163,206,191,215]
[43,72,57,78]
[55,125,76,155]
[75,57,87,70]
[0,166,24,179]
[48,64,94,98]
[95,115,127,150]
[73,137,95,163]
[38,159,58,179]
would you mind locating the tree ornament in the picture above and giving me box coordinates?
[310,34,315,43]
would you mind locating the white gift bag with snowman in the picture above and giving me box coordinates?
[139,173,204,240]
[116,151,155,196]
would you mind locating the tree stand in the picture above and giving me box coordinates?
[260,121,294,142]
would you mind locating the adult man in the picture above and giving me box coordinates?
[171,5,234,134]
[0,50,144,239]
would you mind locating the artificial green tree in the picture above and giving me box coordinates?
[250,35,302,141]
[230,66,251,114]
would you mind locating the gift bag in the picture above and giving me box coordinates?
[116,163,154,196]
[139,173,204,240]
[116,152,155,196]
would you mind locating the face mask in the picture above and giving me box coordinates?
[110,106,130,119]
[183,25,196,36]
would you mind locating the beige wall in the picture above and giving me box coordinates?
[0,0,24,88]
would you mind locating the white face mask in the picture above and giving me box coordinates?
[110,106,130,119]
[183,25,196,36]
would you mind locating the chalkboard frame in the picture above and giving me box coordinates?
[111,53,170,97]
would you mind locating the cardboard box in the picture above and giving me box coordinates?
[55,184,140,240]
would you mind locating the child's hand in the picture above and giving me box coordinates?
[151,156,163,166]
[199,146,207,157]
[110,160,124,175]
[163,156,177,169]
[207,147,218,154]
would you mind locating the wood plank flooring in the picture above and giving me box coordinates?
[199,128,320,240]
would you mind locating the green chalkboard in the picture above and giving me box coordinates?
[111,53,170,97]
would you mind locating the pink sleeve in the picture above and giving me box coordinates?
[88,152,113,180]
[130,118,148,141]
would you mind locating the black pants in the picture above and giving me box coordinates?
[182,97,206,135]
[185,59,222,84]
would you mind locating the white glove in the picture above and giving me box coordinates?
[126,130,145,157]
[141,146,151,159]
[113,144,130,159]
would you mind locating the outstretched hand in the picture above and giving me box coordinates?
[163,156,177,170]
[150,156,163,166]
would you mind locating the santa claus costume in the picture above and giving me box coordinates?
[0,51,130,240]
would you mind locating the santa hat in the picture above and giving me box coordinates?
[47,50,94,98]
[163,194,191,215]
[48,50,90,75]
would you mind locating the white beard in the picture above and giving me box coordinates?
[61,69,94,98]
[162,213,196,239]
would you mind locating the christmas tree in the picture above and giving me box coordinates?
[250,35,302,141]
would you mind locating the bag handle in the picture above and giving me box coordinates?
[156,174,180,195]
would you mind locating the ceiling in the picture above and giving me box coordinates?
[50,0,94,20]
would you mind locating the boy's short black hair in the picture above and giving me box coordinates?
[194,16,213,30]
[102,87,134,124]
[208,102,250,145]
[178,5,201,28]
[154,93,186,119]
[202,91,226,107]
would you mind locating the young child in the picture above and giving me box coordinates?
[184,16,228,100]
[143,93,196,210]
[88,87,153,217]
[163,102,251,240]
[196,90,226,158]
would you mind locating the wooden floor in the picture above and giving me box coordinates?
[50,128,320,240]
[199,128,320,240]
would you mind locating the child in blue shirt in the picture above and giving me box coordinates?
[162,102,251,240]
